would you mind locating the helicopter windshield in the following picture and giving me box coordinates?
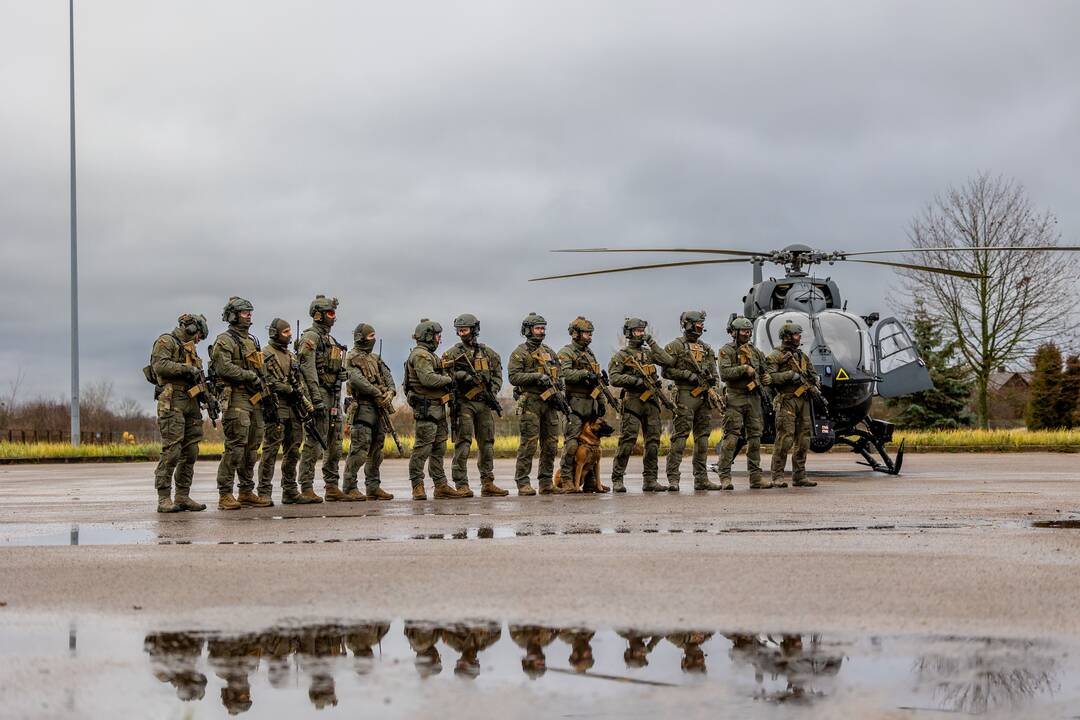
[757,312,815,352]
[815,312,867,371]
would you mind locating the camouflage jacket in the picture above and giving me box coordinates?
[608,340,673,403]
[558,340,602,397]
[662,335,719,391]
[297,323,346,392]
[210,329,263,407]
[346,347,395,404]
[150,330,201,392]
[718,341,770,395]
[765,347,820,398]
[508,340,559,395]
[263,342,311,415]
[404,343,453,402]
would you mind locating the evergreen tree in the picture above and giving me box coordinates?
[1025,343,1065,430]
[1059,354,1080,428]
[885,300,972,429]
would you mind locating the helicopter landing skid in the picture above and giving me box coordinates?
[838,431,905,475]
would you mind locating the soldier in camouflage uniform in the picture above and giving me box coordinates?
[766,321,820,488]
[717,316,773,489]
[148,313,210,513]
[342,322,396,501]
[405,319,467,500]
[508,313,565,496]
[257,319,316,505]
[663,311,722,492]
[557,316,609,491]
[211,297,273,510]
[442,314,508,497]
[609,318,674,492]
[296,295,347,502]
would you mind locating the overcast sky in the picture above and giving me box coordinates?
[2,1,1078,410]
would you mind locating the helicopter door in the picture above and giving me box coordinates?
[872,317,932,397]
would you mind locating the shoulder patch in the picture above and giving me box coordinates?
[303,338,316,351]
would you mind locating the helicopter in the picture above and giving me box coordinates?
[530,242,1076,474]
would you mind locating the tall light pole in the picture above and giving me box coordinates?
[69,0,80,447]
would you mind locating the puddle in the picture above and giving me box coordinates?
[0,521,983,547]
[0,618,1076,718]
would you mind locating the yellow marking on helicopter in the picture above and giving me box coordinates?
[835,368,850,381]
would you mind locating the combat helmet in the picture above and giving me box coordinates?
[622,317,648,339]
[778,321,803,342]
[453,313,480,336]
[309,294,339,324]
[568,316,594,339]
[680,310,707,337]
[221,297,253,326]
[413,318,443,345]
[178,313,209,341]
[520,312,547,337]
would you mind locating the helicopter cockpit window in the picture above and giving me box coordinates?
[815,313,865,371]
[757,312,815,352]
[877,323,918,373]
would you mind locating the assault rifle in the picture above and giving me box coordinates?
[451,352,503,416]
[778,351,829,411]
[378,340,405,457]
[537,357,573,416]
[597,370,620,410]
[191,366,222,427]
[273,357,326,450]
[625,357,677,412]
[684,344,725,413]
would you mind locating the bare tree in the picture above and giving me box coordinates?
[896,173,1078,428]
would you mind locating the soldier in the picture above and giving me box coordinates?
[557,316,609,491]
[296,295,347,502]
[508,313,565,496]
[766,321,820,488]
[608,318,674,492]
[663,310,722,492]
[211,297,273,510]
[717,316,773,489]
[148,313,210,513]
[404,319,467,500]
[442,314,508,497]
[342,322,396,501]
[258,319,317,505]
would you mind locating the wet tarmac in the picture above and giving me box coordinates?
[1,616,1076,719]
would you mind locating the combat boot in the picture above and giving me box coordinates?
[238,491,272,508]
[770,477,789,488]
[281,491,301,505]
[456,484,475,498]
[642,480,669,492]
[666,482,681,492]
[517,483,537,497]
[412,485,428,501]
[368,487,394,501]
[296,488,323,504]
[694,479,721,491]
[344,488,367,501]
[174,495,207,512]
[538,484,566,495]
[480,481,508,497]
[157,495,181,513]
[323,485,347,502]
[218,493,242,511]
[256,493,275,507]
[719,481,734,490]
[433,483,466,499]
[749,479,775,490]
[792,478,817,487]
[611,479,626,493]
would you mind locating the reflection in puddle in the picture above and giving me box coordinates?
[1032,520,1080,529]
[2,619,1076,718]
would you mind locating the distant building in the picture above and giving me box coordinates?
[986,368,1032,425]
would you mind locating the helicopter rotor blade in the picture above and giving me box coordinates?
[844,258,986,279]
[842,245,1080,257]
[553,247,762,257]
[529,257,748,282]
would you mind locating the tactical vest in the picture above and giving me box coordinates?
[722,342,764,394]
[443,343,494,402]
[301,327,345,387]
[562,345,600,397]
[516,343,559,395]
[671,338,712,392]
[404,347,452,403]
[347,349,388,402]
[772,349,810,396]
[214,331,263,385]
[615,347,660,402]
[144,333,202,407]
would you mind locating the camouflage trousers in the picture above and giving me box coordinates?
[666,389,714,486]
[771,393,810,482]
[717,391,764,484]
[409,403,448,489]
[514,395,560,489]
[297,394,343,490]
[559,395,602,481]
[343,420,386,494]
[258,413,303,496]
[452,400,496,486]
[216,401,265,495]
[612,399,663,485]
[154,391,203,497]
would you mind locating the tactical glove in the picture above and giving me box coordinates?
[791,372,802,384]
